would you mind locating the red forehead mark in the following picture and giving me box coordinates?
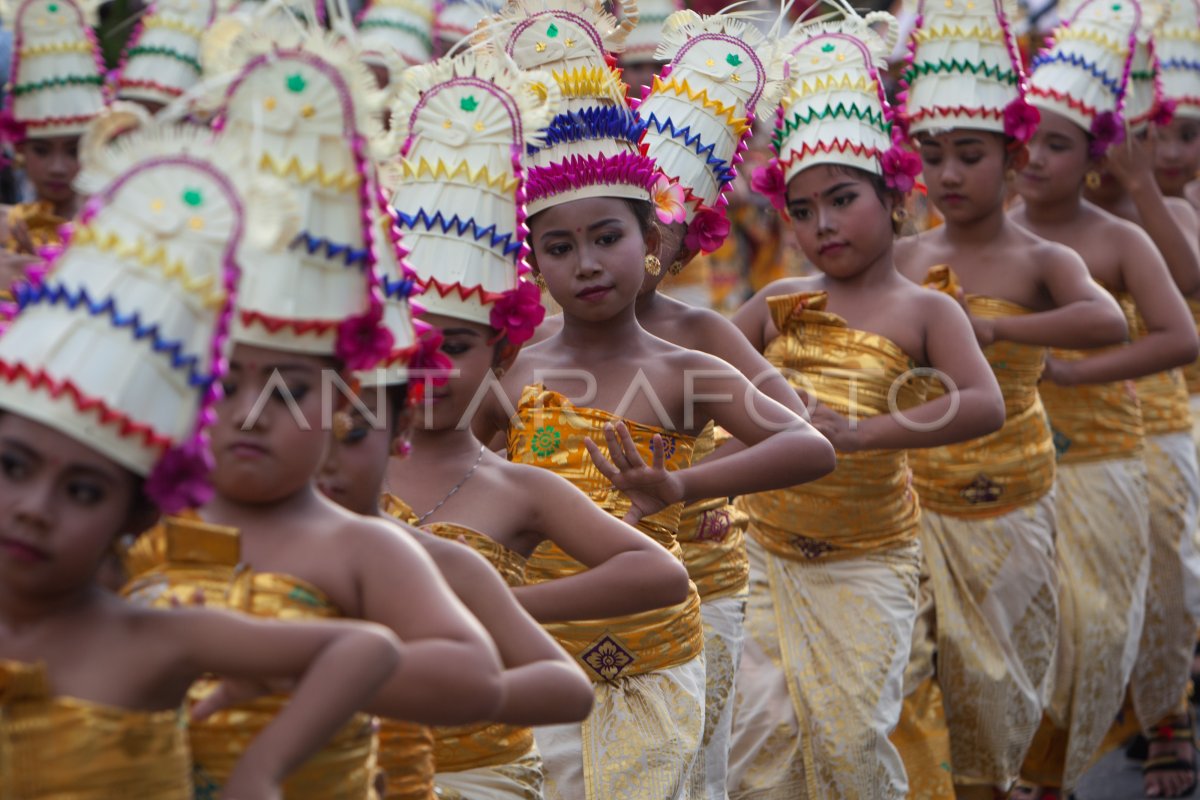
[575,227,583,233]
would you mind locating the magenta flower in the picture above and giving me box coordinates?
[1088,111,1126,159]
[1153,99,1177,128]
[751,159,789,211]
[1003,98,1041,143]
[881,146,923,193]
[145,437,215,514]
[684,208,731,254]
[336,305,396,372]
[409,324,452,386]
[0,112,26,146]
[490,280,545,345]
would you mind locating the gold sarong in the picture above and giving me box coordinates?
[434,746,546,800]
[1130,431,1200,729]
[1124,296,1193,437]
[730,535,920,800]
[1182,298,1200,397]
[507,385,706,798]
[4,201,66,253]
[692,591,748,800]
[0,660,193,799]
[121,514,379,800]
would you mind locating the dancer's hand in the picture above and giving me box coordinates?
[1040,355,1078,386]
[955,288,996,347]
[586,421,684,524]
[809,403,862,452]
[1104,128,1157,193]
[191,677,294,722]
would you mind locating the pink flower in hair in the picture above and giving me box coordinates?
[1153,99,1177,128]
[145,436,215,514]
[410,324,452,386]
[1003,99,1041,144]
[336,304,397,372]
[1088,111,1125,159]
[653,176,688,225]
[880,146,922,193]
[684,208,731,254]
[489,280,545,345]
[0,112,26,146]
[751,159,788,212]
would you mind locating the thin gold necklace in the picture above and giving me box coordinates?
[412,444,486,525]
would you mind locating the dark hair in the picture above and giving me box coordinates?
[621,198,658,239]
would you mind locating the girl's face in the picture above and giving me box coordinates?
[211,343,335,506]
[1017,108,1092,204]
[1154,116,1200,197]
[785,165,895,279]
[917,129,1012,223]
[0,414,143,600]
[17,136,80,207]
[318,387,394,516]
[415,313,500,433]
[529,197,658,321]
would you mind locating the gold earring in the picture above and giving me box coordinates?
[1085,170,1101,190]
[668,258,686,276]
[1005,167,1016,182]
[644,254,662,277]
[891,207,908,224]
[533,273,548,290]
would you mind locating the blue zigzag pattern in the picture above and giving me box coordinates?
[643,112,735,187]
[290,232,370,267]
[16,281,213,388]
[1162,57,1200,72]
[382,275,417,300]
[528,106,649,155]
[396,209,521,257]
[1030,51,1123,95]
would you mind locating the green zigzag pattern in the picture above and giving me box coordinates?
[902,59,1019,85]
[775,102,889,144]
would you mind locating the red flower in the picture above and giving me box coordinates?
[336,305,396,372]
[1153,99,1177,128]
[751,159,788,211]
[1003,98,1041,143]
[489,280,545,345]
[145,437,215,514]
[1089,111,1125,159]
[684,208,731,254]
[409,324,452,386]
[880,146,922,193]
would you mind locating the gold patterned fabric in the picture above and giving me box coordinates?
[1129,431,1200,729]
[0,660,193,799]
[509,385,705,682]
[1120,293,1193,436]
[678,423,750,602]
[729,533,920,800]
[4,201,66,253]
[1019,457,1150,790]
[434,747,546,800]
[1184,299,1200,396]
[377,722,436,800]
[379,492,534,796]
[691,591,748,800]
[740,292,923,559]
[121,514,379,800]
[910,266,1056,516]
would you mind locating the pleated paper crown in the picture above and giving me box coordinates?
[389,52,555,344]
[1124,9,1167,130]
[358,0,436,67]
[1028,0,1141,154]
[760,10,920,199]
[203,21,417,374]
[901,0,1041,141]
[622,0,684,64]
[1158,0,1200,119]
[0,125,295,512]
[482,0,657,215]
[438,0,503,46]
[1,0,108,141]
[116,0,218,108]
[636,10,788,254]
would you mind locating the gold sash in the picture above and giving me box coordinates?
[508,385,705,682]
[677,423,750,601]
[1184,298,1200,396]
[740,291,923,558]
[909,266,1056,516]
[377,722,436,800]
[380,492,536,776]
[4,201,66,253]
[0,660,192,799]
[1121,292,1192,435]
[121,514,378,800]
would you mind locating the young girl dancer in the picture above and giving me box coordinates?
[121,23,507,799]
[0,124,403,799]
[726,9,1007,798]
[892,0,1129,795]
[470,1,836,796]
[1012,1,1200,794]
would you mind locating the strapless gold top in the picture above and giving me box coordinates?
[1118,292,1191,435]
[908,266,1056,516]
[508,385,705,682]
[740,291,923,559]
[676,422,750,600]
[121,514,378,800]
[4,201,66,253]
[379,493,535,777]
[0,660,192,799]
[1184,298,1200,396]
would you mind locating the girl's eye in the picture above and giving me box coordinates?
[832,193,856,207]
[441,341,470,356]
[66,480,103,505]
[597,232,620,246]
[221,381,238,398]
[961,153,982,165]
[0,452,29,481]
[342,426,369,445]
[273,384,309,403]
[790,207,812,220]
[546,243,569,257]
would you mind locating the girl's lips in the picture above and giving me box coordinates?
[228,441,269,460]
[576,285,613,302]
[818,242,847,256]
[0,537,48,563]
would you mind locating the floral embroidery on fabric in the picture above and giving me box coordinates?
[1051,427,1072,458]
[530,425,561,458]
[790,535,835,559]
[287,585,324,607]
[960,473,1003,504]
[695,508,733,543]
[581,634,635,681]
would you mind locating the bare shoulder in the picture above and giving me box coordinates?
[757,275,820,299]
[408,528,496,587]
[1018,227,1088,270]
[892,232,940,279]
[1166,196,1200,228]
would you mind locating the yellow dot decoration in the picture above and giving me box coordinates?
[263,96,277,111]
[300,104,316,118]
[150,198,165,213]
[188,216,205,231]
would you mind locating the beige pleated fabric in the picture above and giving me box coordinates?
[729,534,920,800]
[1130,431,1200,729]
[691,591,748,800]
[433,746,545,800]
[535,655,706,800]
[919,496,1059,787]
